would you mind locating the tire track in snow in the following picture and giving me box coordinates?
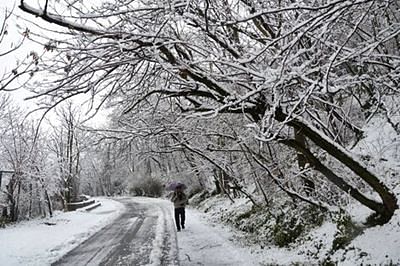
[53,199,137,266]
[148,202,179,266]
[52,197,178,266]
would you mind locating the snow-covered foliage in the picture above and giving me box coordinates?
[187,110,400,264]
[15,0,400,223]
[0,97,57,222]
[191,190,400,265]
[0,0,399,264]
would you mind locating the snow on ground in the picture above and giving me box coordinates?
[1,195,400,265]
[150,197,400,266]
[190,192,400,265]
[178,208,263,266]
[0,197,125,266]
[332,209,400,266]
[0,196,267,266]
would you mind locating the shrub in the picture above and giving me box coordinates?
[272,204,326,247]
[273,213,304,247]
[331,210,362,252]
[129,177,164,197]
[189,190,210,206]
[0,216,9,228]
[187,185,203,199]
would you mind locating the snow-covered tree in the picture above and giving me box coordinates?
[46,102,87,207]
[20,0,400,223]
[0,99,54,221]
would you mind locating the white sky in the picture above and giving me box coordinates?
[1,0,53,112]
[0,0,110,128]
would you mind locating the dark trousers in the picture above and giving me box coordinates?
[174,207,185,230]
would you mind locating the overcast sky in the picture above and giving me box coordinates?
[1,0,44,103]
[1,1,29,76]
[0,1,109,127]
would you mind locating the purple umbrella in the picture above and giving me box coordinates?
[166,181,187,191]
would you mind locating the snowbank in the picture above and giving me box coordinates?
[0,197,125,265]
[190,192,400,265]
[332,209,400,265]
[179,208,264,266]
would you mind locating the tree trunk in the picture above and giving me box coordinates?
[182,150,204,189]
[275,107,398,222]
[45,189,53,217]
[7,175,21,222]
[294,128,315,195]
[29,183,33,218]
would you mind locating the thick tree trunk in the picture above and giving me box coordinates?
[281,139,384,212]
[294,128,315,195]
[275,107,398,222]
[213,169,222,194]
[44,189,53,217]
[7,175,21,222]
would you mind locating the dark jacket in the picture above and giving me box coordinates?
[171,191,188,208]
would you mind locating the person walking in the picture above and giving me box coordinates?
[171,184,188,232]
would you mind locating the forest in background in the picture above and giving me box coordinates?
[1,0,400,262]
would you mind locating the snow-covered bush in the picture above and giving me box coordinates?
[330,210,363,252]
[193,192,327,248]
[129,177,164,197]
[189,190,210,205]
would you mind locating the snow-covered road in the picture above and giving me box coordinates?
[53,197,178,266]
[3,196,400,265]
[0,196,263,265]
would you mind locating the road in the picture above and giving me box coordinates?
[52,197,179,266]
